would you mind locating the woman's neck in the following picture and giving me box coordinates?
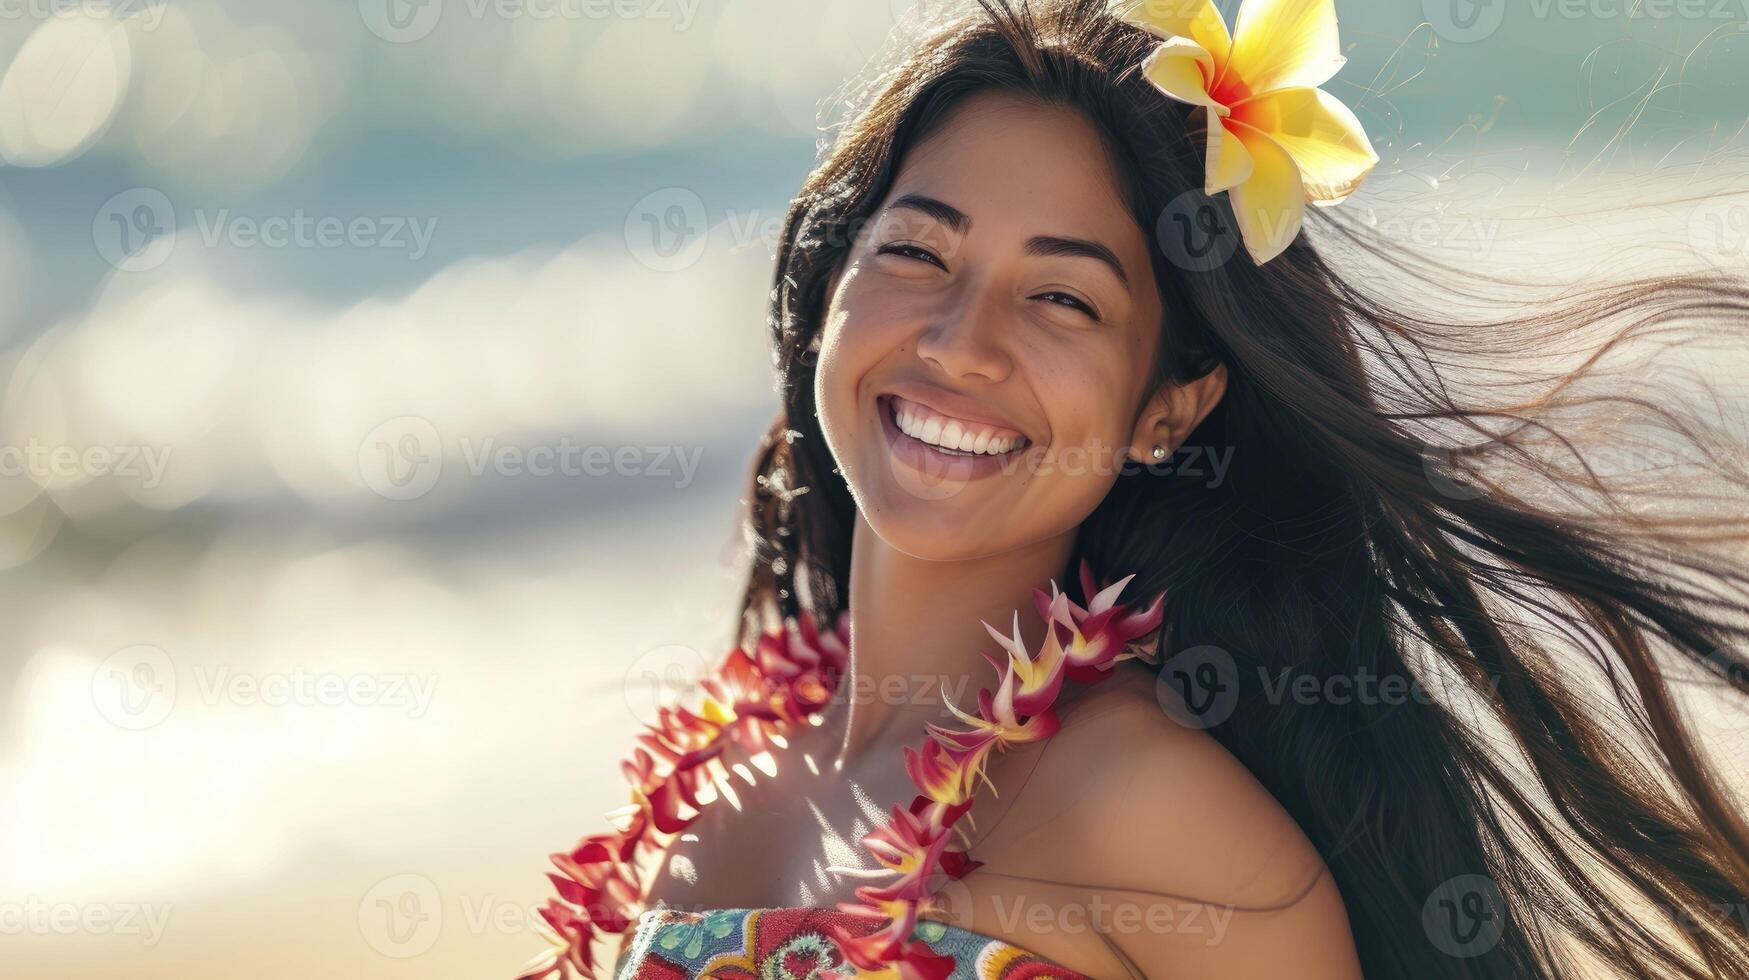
[830,513,1076,769]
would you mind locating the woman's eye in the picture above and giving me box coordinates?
[1033,290,1100,321]
[875,242,946,269]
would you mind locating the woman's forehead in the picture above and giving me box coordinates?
[890,91,1142,247]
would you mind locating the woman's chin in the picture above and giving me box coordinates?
[856,495,1002,562]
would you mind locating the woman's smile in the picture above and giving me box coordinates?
[887,392,1028,456]
[876,391,1032,482]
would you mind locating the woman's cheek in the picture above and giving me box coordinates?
[824,289,928,400]
[1028,364,1130,488]
[813,299,893,463]
[812,310,859,467]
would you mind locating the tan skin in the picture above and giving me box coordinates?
[637,92,1362,978]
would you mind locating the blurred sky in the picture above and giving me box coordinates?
[0,1,1747,977]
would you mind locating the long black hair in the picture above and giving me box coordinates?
[734,1,1749,975]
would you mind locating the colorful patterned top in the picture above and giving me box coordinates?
[613,906,1087,980]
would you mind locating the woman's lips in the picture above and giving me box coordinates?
[885,393,1027,452]
[877,394,1030,484]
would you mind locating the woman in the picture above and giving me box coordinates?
[524,1,1749,977]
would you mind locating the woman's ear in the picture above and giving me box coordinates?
[1128,363,1228,459]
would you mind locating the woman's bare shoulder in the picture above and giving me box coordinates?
[967,661,1363,978]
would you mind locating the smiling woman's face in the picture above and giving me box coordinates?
[814,91,1210,562]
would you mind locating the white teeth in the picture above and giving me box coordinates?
[889,397,1024,456]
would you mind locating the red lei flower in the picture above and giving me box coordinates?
[518,561,1164,980]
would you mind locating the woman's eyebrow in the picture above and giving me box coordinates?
[885,194,1129,288]
[888,193,970,234]
[1024,235,1130,288]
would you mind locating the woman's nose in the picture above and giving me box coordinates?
[914,279,1013,384]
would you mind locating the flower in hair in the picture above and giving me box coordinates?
[1123,0,1378,263]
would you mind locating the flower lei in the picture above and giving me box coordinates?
[517,560,1164,980]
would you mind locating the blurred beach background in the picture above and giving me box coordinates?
[0,0,1747,976]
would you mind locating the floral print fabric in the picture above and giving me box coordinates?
[614,906,1087,980]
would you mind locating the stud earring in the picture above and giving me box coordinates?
[1150,445,1167,461]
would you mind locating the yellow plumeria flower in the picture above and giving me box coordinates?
[1123,0,1378,264]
